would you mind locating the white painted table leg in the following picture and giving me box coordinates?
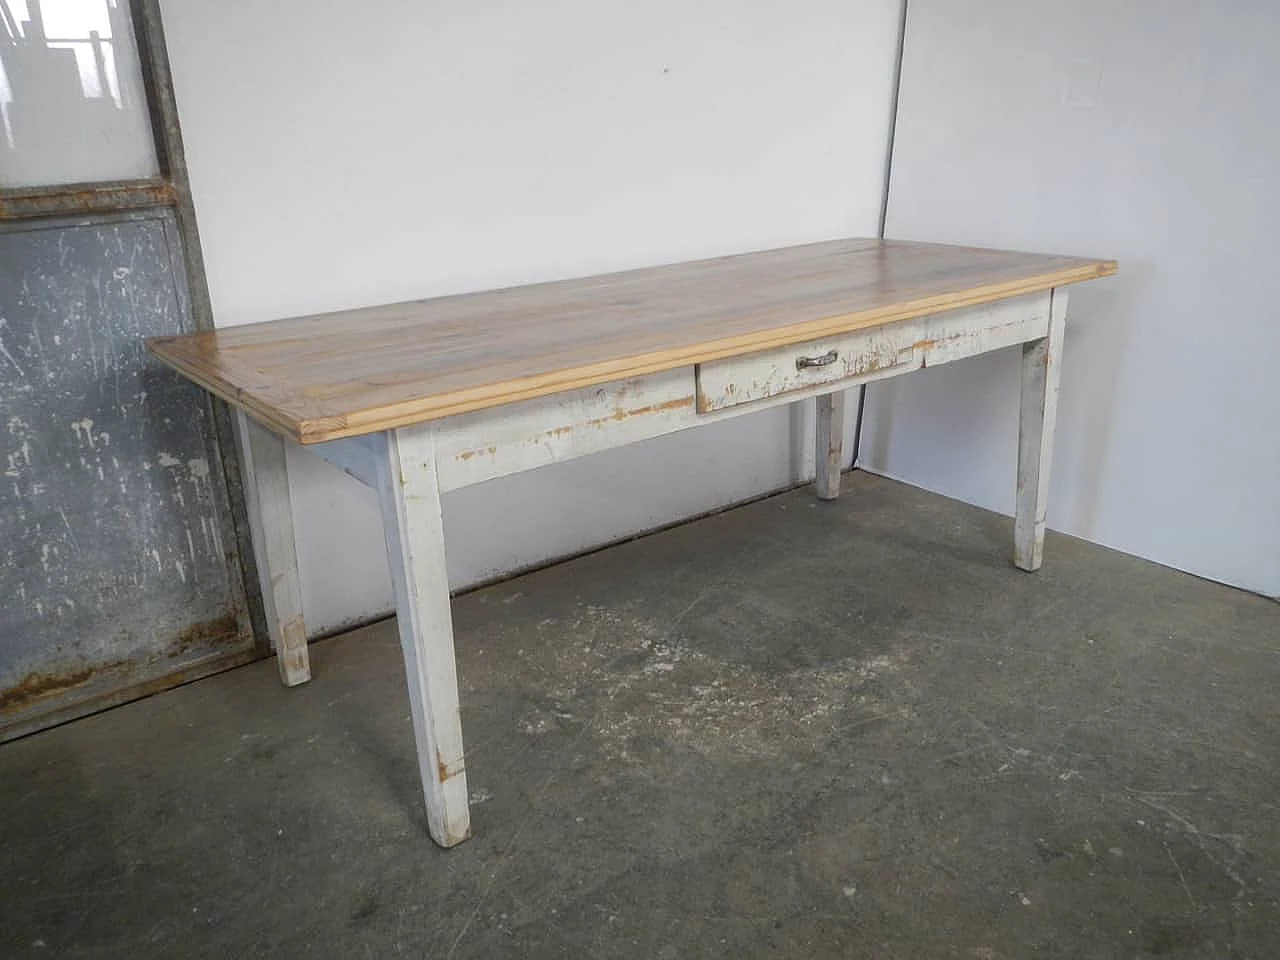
[374,425,470,847]
[233,411,311,686]
[1014,289,1069,571]
[815,391,845,501]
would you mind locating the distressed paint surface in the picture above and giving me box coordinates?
[234,412,309,686]
[377,425,471,847]
[1015,290,1069,572]
[814,391,844,500]
[424,293,1051,495]
[696,293,1051,413]
[0,213,249,733]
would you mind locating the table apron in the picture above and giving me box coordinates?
[695,292,1050,413]
[418,290,1052,493]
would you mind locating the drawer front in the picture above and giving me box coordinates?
[695,292,1051,412]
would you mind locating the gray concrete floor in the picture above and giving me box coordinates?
[2,472,1278,959]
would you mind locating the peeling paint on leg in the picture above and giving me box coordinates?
[436,749,465,782]
[278,616,311,686]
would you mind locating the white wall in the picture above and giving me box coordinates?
[160,0,902,632]
[863,0,1280,598]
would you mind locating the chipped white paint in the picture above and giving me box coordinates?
[1014,290,1068,571]
[428,294,1053,497]
[0,317,26,377]
[431,370,861,495]
[4,434,31,478]
[432,368,697,491]
[696,293,1050,413]
[373,425,471,847]
[234,411,311,687]
[815,391,845,501]
[69,418,96,448]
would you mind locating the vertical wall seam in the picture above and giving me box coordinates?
[876,0,910,241]
[852,0,910,469]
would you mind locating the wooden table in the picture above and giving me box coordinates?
[149,238,1116,847]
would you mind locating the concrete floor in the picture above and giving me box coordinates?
[2,472,1278,959]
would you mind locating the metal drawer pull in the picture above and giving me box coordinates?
[795,349,838,371]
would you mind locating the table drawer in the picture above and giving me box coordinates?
[695,292,1051,413]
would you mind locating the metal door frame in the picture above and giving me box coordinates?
[0,0,269,736]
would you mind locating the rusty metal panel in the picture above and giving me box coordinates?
[0,180,178,221]
[0,210,253,739]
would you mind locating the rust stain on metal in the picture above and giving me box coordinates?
[161,613,241,660]
[121,613,242,672]
[0,668,96,713]
[2,647,261,744]
[1,612,244,716]
[0,182,178,221]
[457,444,498,461]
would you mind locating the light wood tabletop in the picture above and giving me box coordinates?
[148,238,1115,443]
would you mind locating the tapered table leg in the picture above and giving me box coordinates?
[374,424,470,847]
[1014,289,1069,571]
[235,412,310,686]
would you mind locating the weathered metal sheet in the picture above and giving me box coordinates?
[0,210,252,738]
[0,181,177,222]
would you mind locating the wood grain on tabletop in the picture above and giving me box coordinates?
[147,238,1116,443]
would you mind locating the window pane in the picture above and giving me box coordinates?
[0,0,158,188]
